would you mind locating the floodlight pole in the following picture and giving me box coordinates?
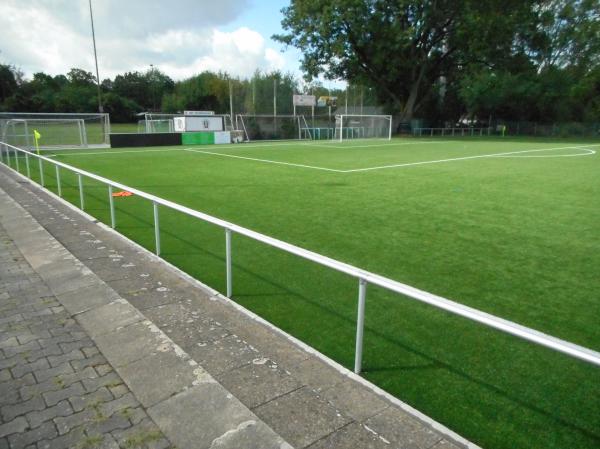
[150,64,157,111]
[273,77,277,117]
[360,86,364,116]
[88,0,103,113]
[273,76,277,137]
[229,79,234,121]
[345,84,348,114]
[251,77,255,113]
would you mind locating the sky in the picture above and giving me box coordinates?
[0,0,324,84]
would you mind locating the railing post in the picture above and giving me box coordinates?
[38,159,44,186]
[108,185,116,229]
[354,278,367,374]
[225,228,233,297]
[25,152,30,178]
[78,174,84,210]
[153,201,161,256]
[55,165,62,196]
[14,148,20,172]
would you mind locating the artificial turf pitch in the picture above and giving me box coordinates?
[5,137,600,449]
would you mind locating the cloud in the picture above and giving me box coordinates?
[0,0,289,81]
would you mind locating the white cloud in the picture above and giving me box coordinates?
[0,0,290,81]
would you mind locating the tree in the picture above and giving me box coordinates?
[67,68,97,86]
[275,0,540,119]
[533,0,600,73]
[0,64,21,105]
[113,72,151,110]
[113,69,174,111]
[101,93,141,122]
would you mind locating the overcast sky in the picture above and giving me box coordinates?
[0,0,312,82]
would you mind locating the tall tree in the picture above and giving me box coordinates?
[275,0,540,119]
[0,64,21,105]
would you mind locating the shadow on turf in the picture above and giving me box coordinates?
[43,178,600,446]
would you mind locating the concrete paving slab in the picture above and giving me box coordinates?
[253,386,352,448]
[55,283,120,316]
[217,358,302,409]
[291,357,346,393]
[143,301,231,348]
[364,406,442,449]
[76,300,144,337]
[184,333,259,376]
[148,384,291,449]
[116,350,202,407]
[307,421,392,449]
[321,380,389,422]
[92,320,166,367]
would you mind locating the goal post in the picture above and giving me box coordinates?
[335,114,392,141]
[236,114,313,141]
[0,112,110,149]
[1,118,88,148]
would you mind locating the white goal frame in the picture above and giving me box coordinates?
[336,114,392,142]
[1,118,87,148]
[0,112,110,148]
[236,114,312,142]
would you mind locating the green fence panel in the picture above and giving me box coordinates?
[182,132,215,145]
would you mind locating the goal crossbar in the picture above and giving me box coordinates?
[335,114,392,141]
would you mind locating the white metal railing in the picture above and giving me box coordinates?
[414,127,492,137]
[1,141,600,373]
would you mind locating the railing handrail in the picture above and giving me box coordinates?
[2,141,599,370]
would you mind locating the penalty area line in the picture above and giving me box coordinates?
[342,144,600,173]
[182,148,345,172]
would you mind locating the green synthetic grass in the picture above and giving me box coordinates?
[5,137,600,449]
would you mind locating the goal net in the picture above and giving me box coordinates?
[236,114,312,141]
[334,115,392,141]
[0,113,110,149]
[138,119,174,133]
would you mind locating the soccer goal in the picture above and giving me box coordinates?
[335,114,392,141]
[138,118,175,133]
[236,114,312,141]
[0,113,110,149]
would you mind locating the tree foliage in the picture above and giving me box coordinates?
[275,0,600,122]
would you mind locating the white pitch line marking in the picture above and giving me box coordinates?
[182,148,345,172]
[491,148,596,158]
[303,140,452,149]
[46,143,600,174]
[341,145,600,173]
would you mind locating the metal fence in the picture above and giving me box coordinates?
[1,141,599,374]
[498,121,600,138]
[413,127,493,137]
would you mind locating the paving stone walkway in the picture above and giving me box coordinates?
[0,164,478,449]
[0,223,172,449]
